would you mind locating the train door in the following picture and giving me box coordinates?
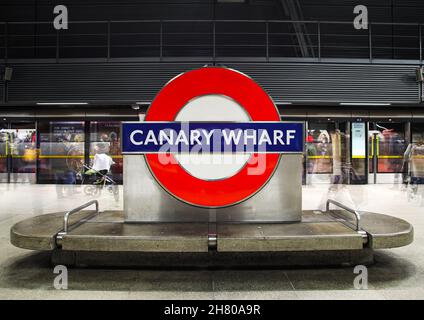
[37,121,85,184]
[369,121,409,184]
[0,122,37,183]
[305,120,349,184]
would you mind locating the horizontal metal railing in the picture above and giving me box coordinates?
[326,199,361,231]
[0,19,423,62]
[55,200,99,245]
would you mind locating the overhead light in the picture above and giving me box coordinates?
[339,103,391,106]
[136,102,150,105]
[217,0,246,2]
[278,102,293,105]
[131,104,140,110]
[3,67,13,81]
[36,102,88,105]
[416,67,424,82]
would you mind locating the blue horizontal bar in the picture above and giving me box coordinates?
[122,122,304,154]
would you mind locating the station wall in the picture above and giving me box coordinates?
[0,0,282,22]
[225,63,420,104]
[1,62,419,105]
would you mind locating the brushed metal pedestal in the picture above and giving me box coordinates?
[124,154,303,223]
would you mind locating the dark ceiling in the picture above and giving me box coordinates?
[2,1,424,61]
[1,1,424,23]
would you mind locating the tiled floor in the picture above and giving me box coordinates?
[0,183,423,300]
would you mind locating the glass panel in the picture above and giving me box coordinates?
[0,123,9,183]
[89,121,123,183]
[306,122,335,175]
[375,122,407,173]
[306,121,348,184]
[9,128,37,183]
[0,123,37,183]
[38,121,85,184]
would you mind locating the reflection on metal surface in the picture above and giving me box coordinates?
[124,154,302,223]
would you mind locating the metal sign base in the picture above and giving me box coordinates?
[123,154,303,223]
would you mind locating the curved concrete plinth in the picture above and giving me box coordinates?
[10,210,413,257]
[51,249,375,268]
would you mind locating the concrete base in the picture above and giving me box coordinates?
[51,248,374,268]
[11,210,414,256]
[124,154,303,223]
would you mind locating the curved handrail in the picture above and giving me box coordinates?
[55,200,100,247]
[326,199,361,231]
[62,200,99,233]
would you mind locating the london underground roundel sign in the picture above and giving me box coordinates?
[122,67,303,208]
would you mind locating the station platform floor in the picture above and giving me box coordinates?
[0,183,423,300]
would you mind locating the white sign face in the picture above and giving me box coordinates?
[352,122,366,158]
[174,94,251,181]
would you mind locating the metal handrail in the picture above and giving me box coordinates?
[55,200,99,246]
[54,200,100,246]
[1,19,423,63]
[326,199,361,231]
[62,199,99,233]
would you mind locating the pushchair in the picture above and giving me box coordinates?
[81,164,119,201]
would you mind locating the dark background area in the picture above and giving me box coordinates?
[1,0,424,23]
[1,1,424,106]
[3,1,424,61]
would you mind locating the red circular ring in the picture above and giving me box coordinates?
[145,67,280,207]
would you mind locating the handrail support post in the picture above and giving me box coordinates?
[326,199,361,231]
[56,200,100,246]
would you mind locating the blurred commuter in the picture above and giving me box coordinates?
[91,143,115,184]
